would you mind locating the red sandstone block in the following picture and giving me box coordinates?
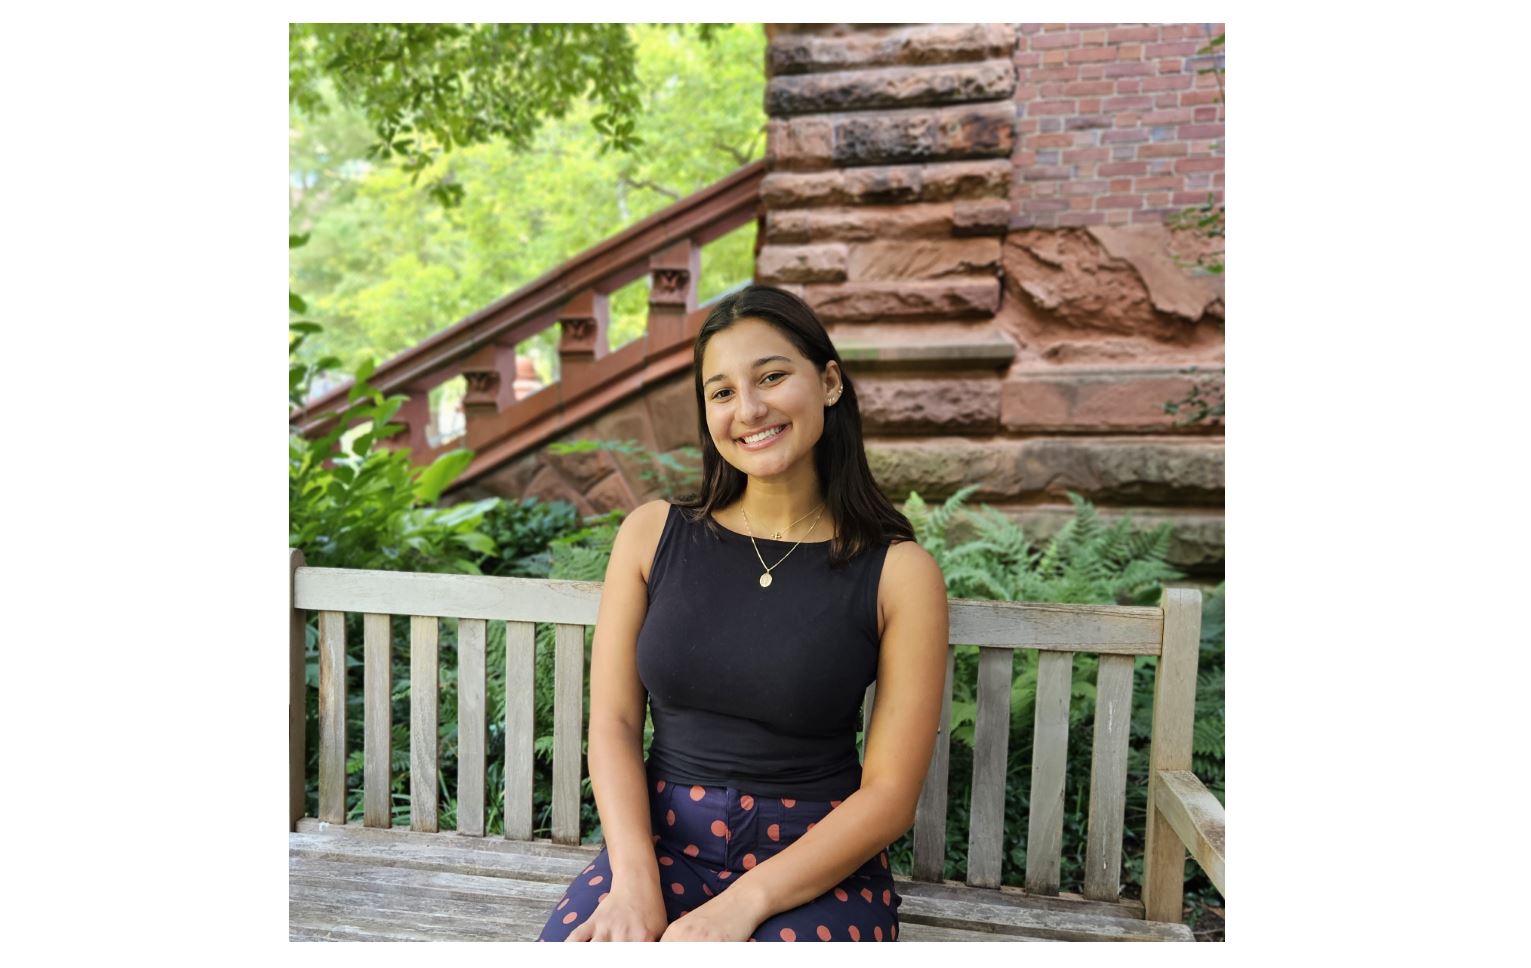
[1179,123,1225,140]
[1032,31,1081,49]
[1136,175,1181,190]
[1068,46,1118,64]
[1095,194,1142,209]
[1058,211,1107,226]
[1064,79,1116,96]
[1169,156,1218,173]
[1142,74,1195,92]
[1098,161,1148,176]
[1108,26,1160,43]
[1033,99,1078,115]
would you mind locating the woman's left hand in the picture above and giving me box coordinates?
[658,891,762,941]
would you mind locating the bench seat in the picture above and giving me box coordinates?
[289,821,1193,942]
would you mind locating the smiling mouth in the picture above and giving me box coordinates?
[737,423,788,444]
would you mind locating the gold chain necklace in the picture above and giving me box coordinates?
[742,504,826,588]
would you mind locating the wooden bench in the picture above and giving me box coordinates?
[288,549,1226,941]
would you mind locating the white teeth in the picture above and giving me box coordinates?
[742,425,784,444]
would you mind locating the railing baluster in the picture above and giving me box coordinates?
[317,609,346,824]
[1083,653,1135,900]
[966,645,1013,888]
[1025,649,1073,895]
[363,613,392,828]
[504,621,536,840]
[456,618,488,837]
[410,616,439,833]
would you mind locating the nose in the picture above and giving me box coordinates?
[734,383,770,424]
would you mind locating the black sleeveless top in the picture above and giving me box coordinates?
[636,502,891,800]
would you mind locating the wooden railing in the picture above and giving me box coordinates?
[290,160,765,487]
[289,550,1224,925]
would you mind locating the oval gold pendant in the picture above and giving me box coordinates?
[759,572,772,588]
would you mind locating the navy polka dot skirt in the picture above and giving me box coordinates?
[537,769,902,941]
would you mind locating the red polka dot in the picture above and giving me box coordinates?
[742,853,757,869]
[882,889,891,905]
[683,844,700,857]
[782,798,796,808]
[830,799,842,808]
[710,819,729,838]
[834,887,849,902]
[717,869,731,879]
[658,855,674,866]
[670,882,685,895]
[666,809,676,826]
[779,928,796,941]
[880,851,889,868]
[740,794,754,810]
[766,822,781,841]
[582,864,594,874]
[874,925,883,941]
[702,884,713,896]
[562,911,578,924]
[588,875,603,885]
[557,897,569,910]
[892,923,898,940]
[860,887,874,903]
[656,780,666,793]
[816,925,832,940]
[689,785,706,801]
[849,925,861,941]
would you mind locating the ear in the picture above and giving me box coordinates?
[822,360,843,396]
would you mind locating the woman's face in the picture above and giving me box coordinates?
[700,317,840,480]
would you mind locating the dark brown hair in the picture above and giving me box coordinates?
[669,284,914,567]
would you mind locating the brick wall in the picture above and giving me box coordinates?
[1012,22,1225,228]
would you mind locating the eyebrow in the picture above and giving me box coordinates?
[703,355,793,387]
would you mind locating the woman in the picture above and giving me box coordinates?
[537,285,949,942]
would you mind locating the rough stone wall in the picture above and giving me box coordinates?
[457,23,1227,579]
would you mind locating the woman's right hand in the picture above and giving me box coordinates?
[564,880,669,941]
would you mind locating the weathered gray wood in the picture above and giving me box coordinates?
[409,615,438,833]
[1153,769,1225,897]
[1026,649,1073,895]
[1143,587,1202,924]
[966,645,1013,888]
[456,618,487,837]
[290,549,307,831]
[948,598,1164,654]
[551,623,585,846]
[296,566,602,624]
[896,891,1191,941]
[317,610,346,824]
[504,620,536,841]
[1084,653,1135,901]
[363,613,392,828]
[912,647,954,881]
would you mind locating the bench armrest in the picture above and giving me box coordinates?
[1153,769,1225,897]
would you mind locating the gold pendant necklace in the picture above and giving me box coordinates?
[742,504,826,589]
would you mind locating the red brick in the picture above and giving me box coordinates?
[1023,165,1073,181]
[1013,150,1037,166]
[1039,82,1065,97]
[1162,24,1213,41]
[1032,133,1074,148]
[1155,93,1179,108]
[1033,99,1077,115]
[1175,156,1222,173]
[1064,79,1116,96]
[1115,79,1143,94]
[1109,179,1131,191]
[1014,83,1041,100]
[1103,61,1156,77]
[1068,196,1092,209]
[1171,191,1214,205]
[1058,211,1107,226]
[1043,23,1067,31]
[1099,161,1148,176]
[1102,128,1149,143]
[1034,181,1059,196]
[1104,209,1131,225]
[1103,95,1154,111]
[1107,26,1160,43]
[1019,23,1044,35]
[1194,105,1221,122]
[1181,89,1222,106]
[1159,59,1183,74]
[1140,142,1189,158]
[1015,52,1041,67]
[1136,175,1181,190]
[1179,123,1225,139]
[1186,172,1213,188]
[1025,198,1068,213]
[1078,64,1106,80]
[1142,108,1195,124]
[1095,194,1143,209]
[1145,192,1170,206]
[1213,172,1224,187]
[1130,208,1170,224]
[1031,31,1082,49]
[1142,74,1195,92]
[1015,118,1040,134]
[1062,147,1110,163]
[1042,49,1068,65]
[1146,41,1200,58]
[1081,29,1108,45]
[1061,179,1109,196]
[1117,45,1144,60]
[1195,72,1220,88]
[1113,112,1141,127]
[1032,66,1079,82]
[1068,46,1118,63]
[1079,98,1101,113]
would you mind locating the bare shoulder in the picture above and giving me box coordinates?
[877,538,946,637]
[623,499,673,583]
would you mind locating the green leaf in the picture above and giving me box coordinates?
[289,232,311,248]
[289,291,308,313]
[414,449,474,503]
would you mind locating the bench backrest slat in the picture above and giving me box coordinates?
[363,613,392,828]
[965,646,1014,888]
[551,623,586,846]
[1143,588,1203,921]
[910,647,954,881]
[456,618,488,837]
[410,616,440,833]
[504,621,537,840]
[1083,652,1135,900]
[317,609,347,824]
[1025,649,1073,894]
